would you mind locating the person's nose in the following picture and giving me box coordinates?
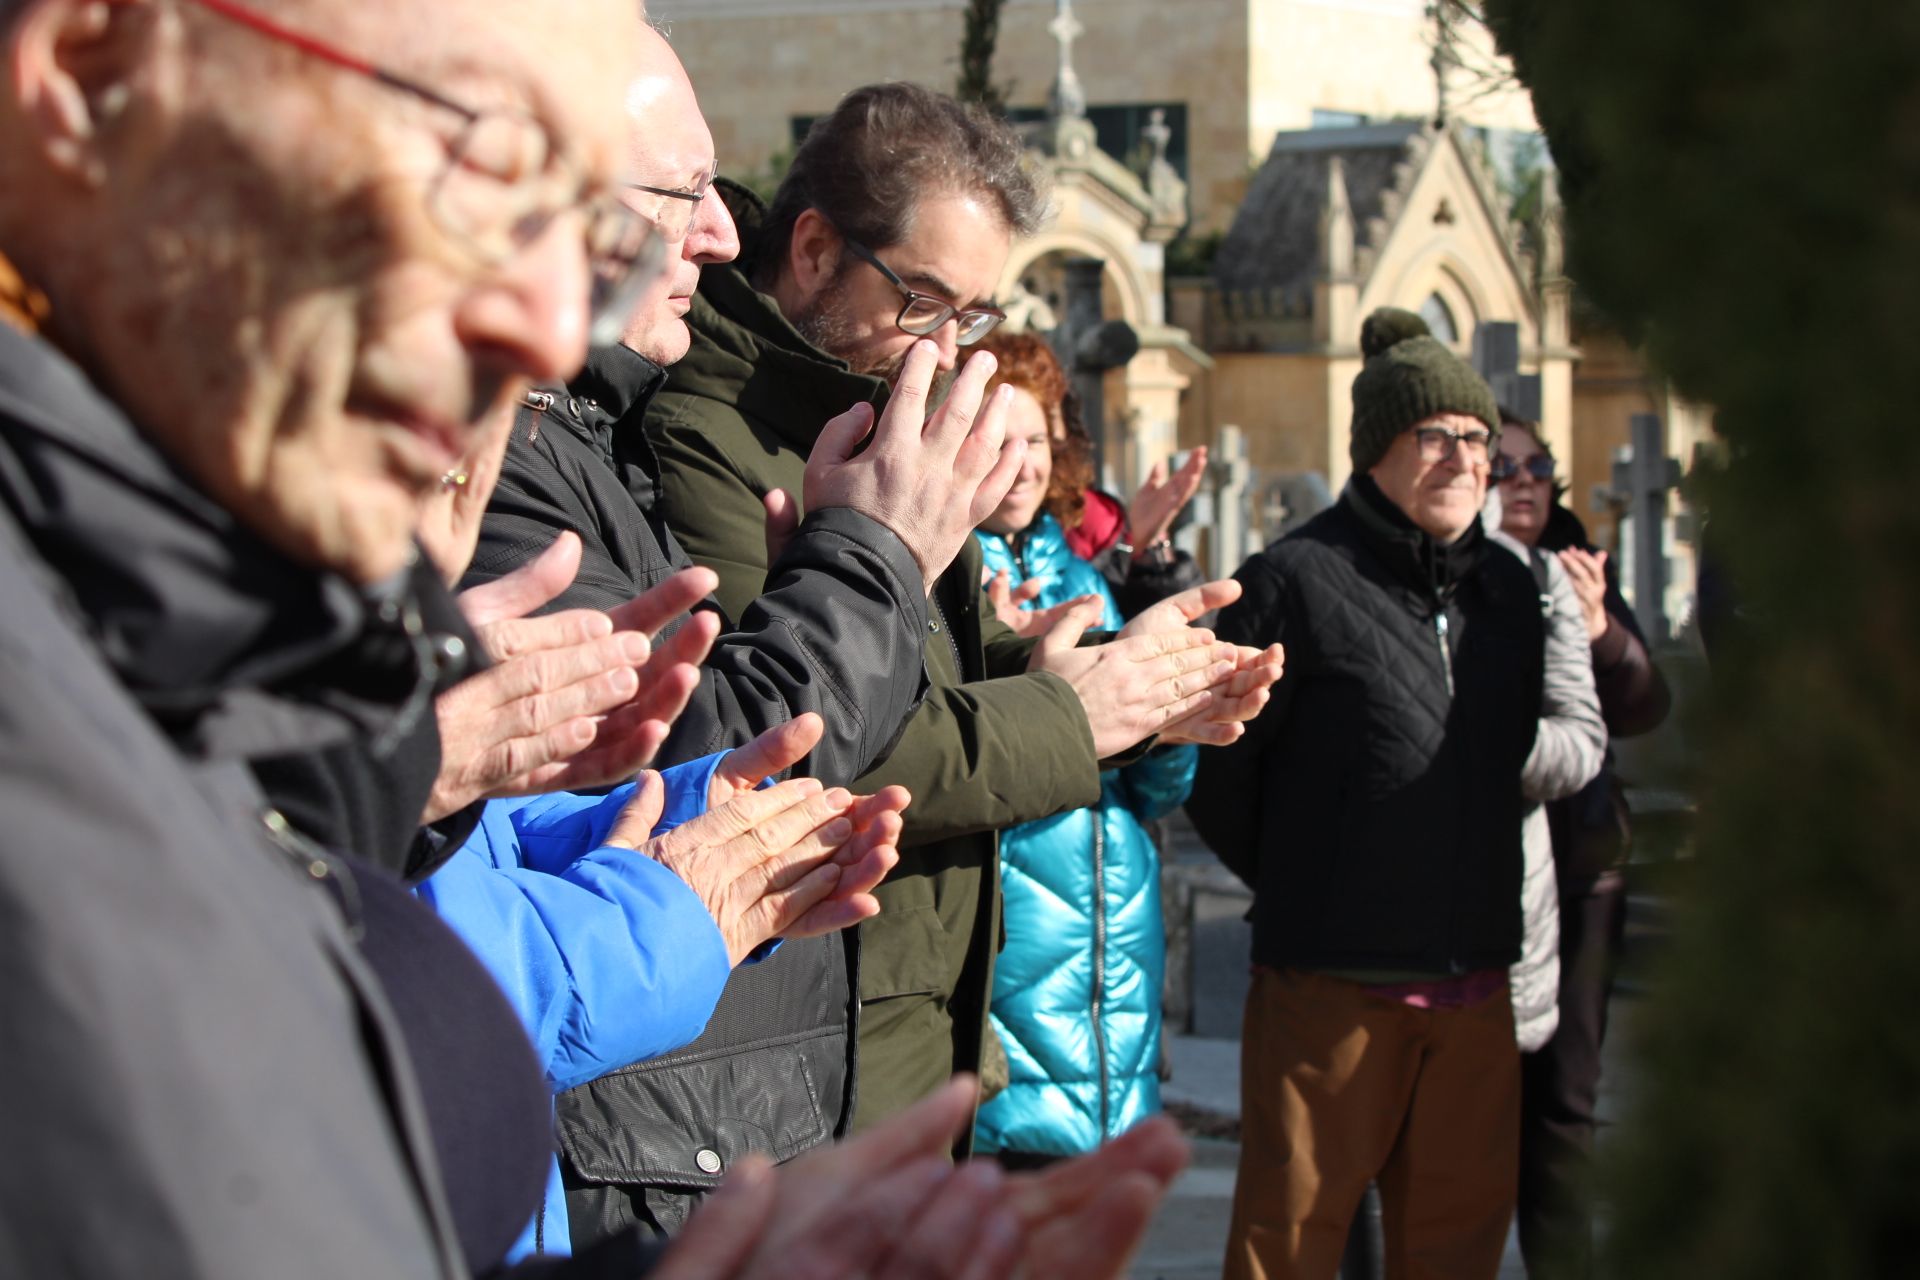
[684,186,741,268]
[929,320,962,372]
[1018,447,1044,486]
[454,214,591,385]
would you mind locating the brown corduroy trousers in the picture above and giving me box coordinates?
[1223,967,1520,1280]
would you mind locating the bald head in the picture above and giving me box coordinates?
[0,0,649,583]
[615,22,739,366]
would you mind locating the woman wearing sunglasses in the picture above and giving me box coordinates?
[1494,410,1672,1278]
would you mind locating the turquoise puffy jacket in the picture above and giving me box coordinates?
[973,514,1197,1155]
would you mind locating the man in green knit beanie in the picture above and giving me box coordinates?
[1191,308,1572,1278]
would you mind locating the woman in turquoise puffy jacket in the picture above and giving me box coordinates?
[970,332,1199,1161]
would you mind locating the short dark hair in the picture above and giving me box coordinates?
[758,82,1046,284]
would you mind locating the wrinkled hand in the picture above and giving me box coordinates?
[652,1076,1188,1280]
[606,713,905,964]
[1127,446,1209,551]
[1029,594,1238,759]
[805,341,1025,593]
[415,393,521,587]
[1558,548,1611,643]
[1001,1113,1190,1278]
[1159,641,1285,746]
[708,713,911,940]
[984,567,1095,639]
[421,535,722,823]
[1118,581,1284,748]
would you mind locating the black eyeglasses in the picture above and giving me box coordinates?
[1491,453,1556,483]
[841,238,1006,346]
[626,160,720,243]
[183,0,664,346]
[1412,423,1493,463]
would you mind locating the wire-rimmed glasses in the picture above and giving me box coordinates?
[626,160,720,243]
[181,0,664,345]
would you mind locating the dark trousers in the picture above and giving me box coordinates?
[1517,873,1628,1279]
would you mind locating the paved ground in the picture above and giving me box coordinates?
[1130,818,1662,1279]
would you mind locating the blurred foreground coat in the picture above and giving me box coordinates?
[971,515,1196,1155]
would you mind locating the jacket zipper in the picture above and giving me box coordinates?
[1432,604,1464,972]
[260,807,364,941]
[1090,819,1111,1138]
[929,591,963,675]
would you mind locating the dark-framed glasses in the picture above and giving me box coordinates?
[627,160,720,242]
[841,238,1005,346]
[1412,423,1493,463]
[181,0,664,345]
[1490,452,1556,484]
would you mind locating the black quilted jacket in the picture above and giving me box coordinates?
[1189,477,1544,974]
[465,345,931,1246]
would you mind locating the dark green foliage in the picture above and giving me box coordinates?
[1482,0,1920,1273]
[956,0,1009,112]
[1164,230,1224,279]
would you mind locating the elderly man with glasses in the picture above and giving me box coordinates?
[1190,307,1591,1280]
[0,0,664,1271]
[0,0,1205,1274]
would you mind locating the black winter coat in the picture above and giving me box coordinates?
[1189,477,1544,974]
[0,321,486,1278]
[467,344,931,1245]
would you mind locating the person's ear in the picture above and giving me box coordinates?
[8,0,150,188]
[787,206,842,299]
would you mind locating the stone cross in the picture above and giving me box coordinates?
[1048,0,1087,121]
[1471,321,1541,421]
[1609,413,1683,643]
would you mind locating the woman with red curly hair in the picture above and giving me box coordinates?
[968,331,1198,1162]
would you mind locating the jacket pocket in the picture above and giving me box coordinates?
[856,904,951,1002]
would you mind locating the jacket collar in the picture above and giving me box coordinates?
[1343,473,1487,607]
[676,180,891,454]
[980,512,1074,578]
[569,342,669,433]
[0,322,474,764]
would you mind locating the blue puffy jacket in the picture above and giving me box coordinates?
[418,753,732,1258]
[973,514,1196,1155]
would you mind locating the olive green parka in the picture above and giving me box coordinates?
[646,184,1101,1132]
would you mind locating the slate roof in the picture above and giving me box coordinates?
[1214,122,1427,299]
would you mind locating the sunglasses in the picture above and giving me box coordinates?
[1491,453,1556,484]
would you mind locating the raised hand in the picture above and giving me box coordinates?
[707,713,911,940]
[985,566,1095,639]
[421,536,722,824]
[1126,445,1209,551]
[1029,596,1239,759]
[605,714,907,964]
[1157,642,1286,747]
[805,341,1025,593]
[1557,547,1611,642]
[650,1076,1189,1280]
[1112,579,1284,747]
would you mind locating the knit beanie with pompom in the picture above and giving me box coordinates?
[1349,307,1500,473]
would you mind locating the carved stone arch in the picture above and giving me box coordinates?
[1382,253,1500,353]
[1002,229,1149,330]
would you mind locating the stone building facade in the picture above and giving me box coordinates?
[648,0,1537,233]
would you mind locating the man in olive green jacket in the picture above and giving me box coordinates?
[649,86,1281,1131]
